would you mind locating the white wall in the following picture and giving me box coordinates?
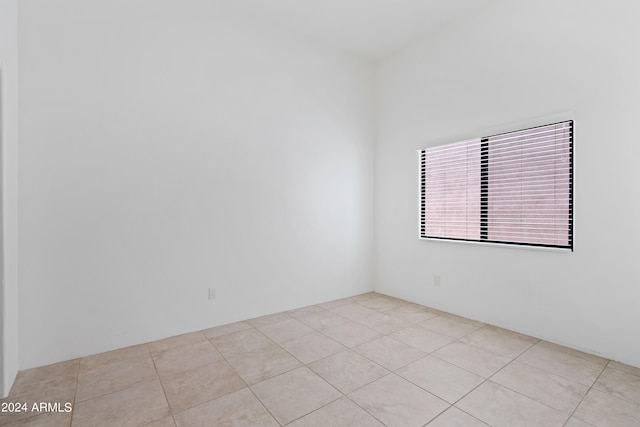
[0,0,20,397]
[375,0,640,367]
[18,0,374,369]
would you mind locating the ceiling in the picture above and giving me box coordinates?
[222,0,497,61]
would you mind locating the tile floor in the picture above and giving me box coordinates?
[1,292,639,427]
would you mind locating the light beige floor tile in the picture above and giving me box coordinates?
[608,361,640,377]
[224,343,302,385]
[256,318,314,344]
[536,341,608,367]
[432,341,511,378]
[445,313,485,325]
[12,295,634,427]
[321,322,381,348]
[419,315,484,338]
[201,321,252,339]
[294,311,349,330]
[387,305,441,324]
[318,299,352,311]
[356,312,409,334]
[395,302,429,312]
[593,365,640,404]
[173,388,278,427]
[517,342,605,386]
[1,412,72,427]
[349,374,448,427]
[345,293,377,304]
[457,381,568,427]
[330,304,379,322]
[491,360,589,413]
[354,336,424,371]
[460,325,537,358]
[6,360,78,408]
[247,312,292,329]
[153,340,223,377]
[142,417,176,427]
[9,359,80,401]
[564,417,595,427]
[426,407,489,427]
[80,344,149,371]
[308,350,388,394]
[0,412,21,427]
[397,355,483,403]
[371,293,406,303]
[280,332,344,364]
[288,397,384,427]
[574,388,640,427]
[251,367,341,425]
[160,360,245,412]
[390,325,455,353]
[148,332,206,357]
[76,354,157,402]
[1,366,77,425]
[71,380,170,427]
[287,305,327,318]
[0,394,74,427]
[357,295,406,311]
[209,328,272,357]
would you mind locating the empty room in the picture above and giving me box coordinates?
[1,0,639,426]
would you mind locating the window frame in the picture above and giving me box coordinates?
[419,120,574,251]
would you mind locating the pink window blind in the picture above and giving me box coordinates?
[420,121,573,250]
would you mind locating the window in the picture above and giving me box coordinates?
[420,121,573,250]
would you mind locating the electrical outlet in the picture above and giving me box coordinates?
[208,288,216,300]
[434,275,441,287]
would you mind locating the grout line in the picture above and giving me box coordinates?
[605,362,640,379]
[237,324,315,368]
[588,363,640,406]
[245,385,282,426]
[70,354,159,405]
[65,360,171,426]
[562,360,608,427]
[437,406,491,427]
[278,390,344,426]
[450,338,563,402]
[514,345,606,389]
[147,343,179,427]
[0,361,81,427]
[416,337,544,425]
[428,341,498,379]
[208,329,292,426]
[342,372,395,426]
[473,339,605,426]
[69,359,81,427]
[344,394,389,426]
[421,406,450,427]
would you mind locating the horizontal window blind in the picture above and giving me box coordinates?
[420,120,573,250]
[421,138,481,240]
